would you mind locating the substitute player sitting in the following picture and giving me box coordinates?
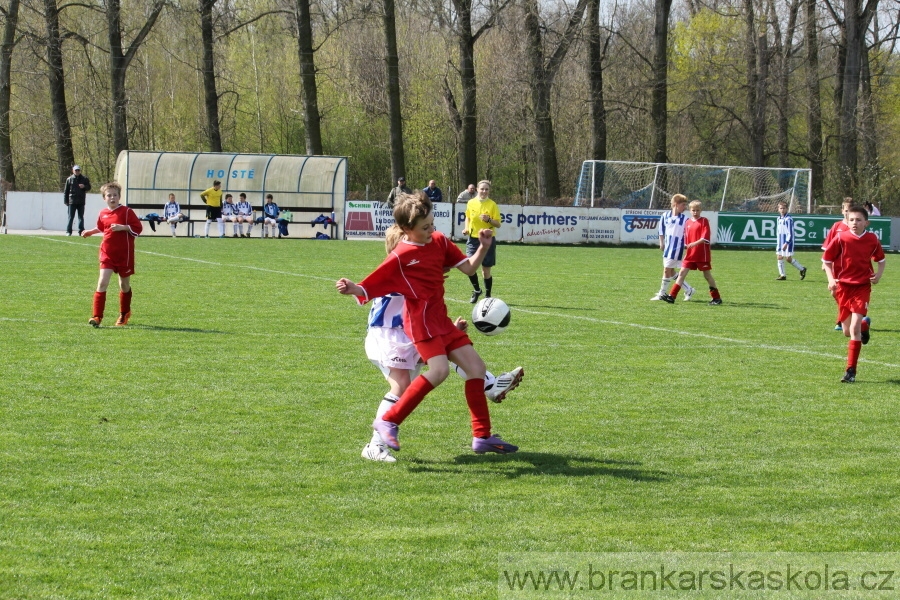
[163,193,186,237]
[774,200,807,280]
[661,200,723,305]
[822,205,885,383]
[235,193,254,237]
[222,194,240,237]
[651,193,695,301]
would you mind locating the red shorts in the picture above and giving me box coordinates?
[100,260,135,278]
[681,261,712,271]
[835,282,871,321]
[414,327,472,362]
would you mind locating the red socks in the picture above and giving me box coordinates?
[848,340,862,369]
[382,376,435,425]
[92,292,106,318]
[669,283,682,299]
[710,287,721,300]
[465,378,491,438]
[120,290,132,314]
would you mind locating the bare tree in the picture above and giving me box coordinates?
[804,0,824,202]
[522,0,588,200]
[586,0,611,162]
[382,0,404,182]
[651,0,672,163]
[295,0,322,154]
[200,0,222,151]
[44,0,74,186]
[106,0,165,156]
[0,0,20,188]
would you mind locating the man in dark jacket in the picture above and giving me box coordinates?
[385,176,411,209]
[63,165,92,236]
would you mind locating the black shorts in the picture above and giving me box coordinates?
[206,206,222,220]
[466,235,497,267]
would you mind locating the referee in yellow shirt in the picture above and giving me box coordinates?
[463,180,501,303]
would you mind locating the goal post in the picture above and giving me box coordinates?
[574,160,812,213]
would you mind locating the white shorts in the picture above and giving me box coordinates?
[365,327,422,376]
[663,257,683,269]
[776,250,793,258]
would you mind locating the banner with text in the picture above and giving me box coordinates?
[344,201,453,240]
[717,213,891,249]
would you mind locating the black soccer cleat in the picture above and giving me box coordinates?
[840,367,856,383]
[660,294,675,304]
[708,298,723,306]
[800,267,807,280]
[775,276,787,281]
[470,289,483,304]
[861,317,871,345]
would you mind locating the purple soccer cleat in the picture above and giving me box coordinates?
[373,419,400,451]
[473,435,518,454]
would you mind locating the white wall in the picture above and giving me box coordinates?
[6,192,105,231]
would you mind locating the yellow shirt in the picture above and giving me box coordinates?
[465,198,500,236]
[200,187,223,207]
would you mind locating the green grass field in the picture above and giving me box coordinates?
[1,234,898,599]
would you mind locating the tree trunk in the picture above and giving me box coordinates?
[744,0,766,167]
[773,0,800,170]
[651,0,672,164]
[296,0,323,155]
[523,0,587,201]
[452,0,478,190]
[858,42,878,188]
[586,0,606,162]
[44,0,75,187]
[382,0,405,182]
[200,0,222,152]
[838,0,862,194]
[107,0,128,155]
[106,0,164,156]
[0,0,20,189]
[804,0,823,203]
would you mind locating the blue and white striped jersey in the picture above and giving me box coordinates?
[222,202,237,216]
[777,214,795,252]
[658,210,689,261]
[163,202,181,219]
[367,293,405,330]
[236,200,252,216]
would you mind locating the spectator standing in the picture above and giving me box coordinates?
[865,201,881,217]
[63,165,92,236]
[386,176,411,209]
[423,180,443,203]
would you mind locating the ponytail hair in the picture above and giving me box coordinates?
[392,190,432,230]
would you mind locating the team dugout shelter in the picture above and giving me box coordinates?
[114,151,348,238]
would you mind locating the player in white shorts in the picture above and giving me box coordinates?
[651,193,695,301]
[235,192,254,237]
[221,194,240,237]
[362,292,524,462]
[775,200,807,280]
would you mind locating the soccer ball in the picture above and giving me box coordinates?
[471,298,511,336]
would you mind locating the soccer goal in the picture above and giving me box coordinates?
[574,160,812,213]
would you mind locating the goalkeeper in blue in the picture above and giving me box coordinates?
[775,201,807,281]
[651,194,695,301]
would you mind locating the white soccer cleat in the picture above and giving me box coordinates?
[649,294,663,301]
[361,443,397,463]
[486,367,524,403]
[684,286,694,301]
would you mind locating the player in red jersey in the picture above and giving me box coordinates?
[661,200,723,305]
[81,182,143,327]
[822,206,886,383]
[336,191,518,455]
[822,198,853,330]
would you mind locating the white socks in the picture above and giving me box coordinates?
[371,394,399,445]
[778,260,786,276]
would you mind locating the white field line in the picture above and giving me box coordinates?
[34,236,899,369]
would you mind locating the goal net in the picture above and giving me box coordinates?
[574,160,812,212]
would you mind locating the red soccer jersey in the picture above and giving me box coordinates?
[822,220,849,250]
[97,205,143,274]
[683,216,711,264]
[822,229,885,285]
[356,230,468,343]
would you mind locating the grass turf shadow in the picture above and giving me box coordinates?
[405,452,670,482]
